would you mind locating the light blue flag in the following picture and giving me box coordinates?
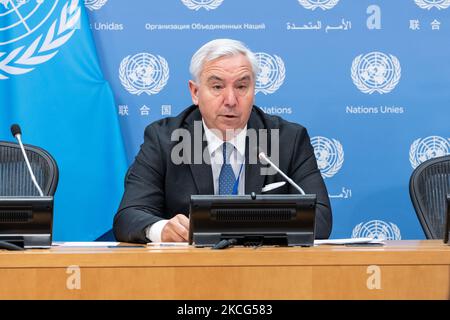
[0,0,127,240]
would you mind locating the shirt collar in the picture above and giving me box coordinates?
[202,119,247,157]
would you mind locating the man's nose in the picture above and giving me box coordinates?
[223,86,237,107]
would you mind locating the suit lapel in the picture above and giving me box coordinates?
[245,147,265,194]
[245,108,266,194]
[185,108,214,195]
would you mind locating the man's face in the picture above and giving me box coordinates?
[189,54,255,139]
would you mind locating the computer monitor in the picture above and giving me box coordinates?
[0,196,53,249]
[445,194,450,244]
[189,194,316,247]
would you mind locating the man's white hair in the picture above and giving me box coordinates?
[189,39,259,83]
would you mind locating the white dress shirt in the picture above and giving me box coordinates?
[146,120,247,242]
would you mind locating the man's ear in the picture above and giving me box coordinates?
[188,80,199,105]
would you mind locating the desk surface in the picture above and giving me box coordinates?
[1,240,449,299]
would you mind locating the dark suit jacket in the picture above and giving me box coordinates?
[114,105,332,243]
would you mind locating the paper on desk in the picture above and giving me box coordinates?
[55,242,120,247]
[147,242,189,247]
[314,237,385,245]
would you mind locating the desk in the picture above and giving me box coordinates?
[0,240,449,299]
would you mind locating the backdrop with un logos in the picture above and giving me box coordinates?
[83,0,449,240]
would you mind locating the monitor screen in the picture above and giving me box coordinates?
[189,194,316,247]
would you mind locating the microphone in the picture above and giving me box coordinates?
[258,152,306,195]
[10,124,44,197]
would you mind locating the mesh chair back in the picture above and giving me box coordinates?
[409,155,450,239]
[0,141,58,196]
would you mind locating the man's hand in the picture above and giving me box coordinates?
[161,214,189,242]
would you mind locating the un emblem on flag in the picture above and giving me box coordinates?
[415,0,450,10]
[84,0,108,11]
[298,0,340,10]
[311,136,344,179]
[409,136,450,169]
[255,52,285,95]
[0,0,81,80]
[0,0,57,45]
[181,0,224,11]
[352,220,401,240]
[119,53,169,96]
[351,52,401,94]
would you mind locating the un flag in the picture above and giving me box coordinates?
[0,0,127,241]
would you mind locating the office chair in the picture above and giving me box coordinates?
[409,155,450,239]
[0,141,59,197]
[0,141,59,250]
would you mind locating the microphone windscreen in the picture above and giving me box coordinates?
[11,124,22,137]
[258,152,265,160]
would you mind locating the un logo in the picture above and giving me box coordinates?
[415,0,450,10]
[119,53,169,96]
[311,136,344,179]
[351,52,401,94]
[181,0,223,11]
[352,220,402,240]
[409,136,450,169]
[0,0,80,80]
[255,52,285,95]
[84,0,108,11]
[298,0,340,10]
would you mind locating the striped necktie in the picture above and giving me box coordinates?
[218,142,236,195]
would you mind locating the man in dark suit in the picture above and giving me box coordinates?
[114,39,332,243]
